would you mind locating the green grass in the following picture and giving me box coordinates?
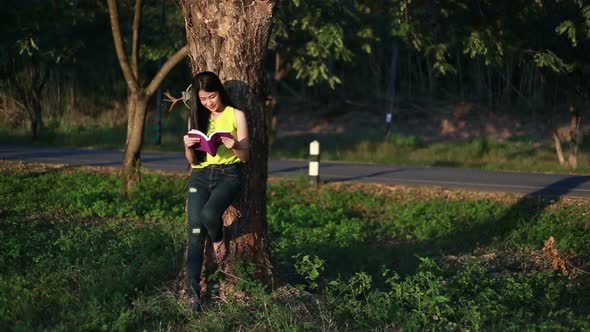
[1,162,590,330]
[271,132,590,174]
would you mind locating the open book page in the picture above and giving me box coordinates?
[187,129,233,156]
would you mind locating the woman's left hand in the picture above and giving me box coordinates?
[220,136,237,149]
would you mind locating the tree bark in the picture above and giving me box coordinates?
[107,0,188,198]
[177,0,277,298]
[567,104,581,169]
[30,57,47,140]
[12,55,48,141]
[552,104,581,169]
[121,91,148,197]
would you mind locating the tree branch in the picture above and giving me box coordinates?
[107,0,139,92]
[36,66,50,94]
[131,0,143,81]
[146,45,188,97]
[274,51,291,81]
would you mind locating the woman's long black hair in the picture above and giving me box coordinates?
[189,71,234,162]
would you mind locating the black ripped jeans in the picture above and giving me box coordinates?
[186,164,242,297]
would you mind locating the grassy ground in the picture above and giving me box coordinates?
[1,161,589,331]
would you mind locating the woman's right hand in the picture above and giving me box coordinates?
[183,135,200,149]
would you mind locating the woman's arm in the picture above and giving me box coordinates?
[184,118,200,166]
[184,135,200,165]
[221,109,249,162]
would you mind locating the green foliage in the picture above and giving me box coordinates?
[139,1,186,61]
[584,5,590,33]
[557,20,578,47]
[0,1,107,69]
[1,0,589,124]
[272,0,353,88]
[293,254,325,290]
[0,168,186,222]
[463,29,504,65]
[466,137,490,158]
[325,258,590,330]
[233,260,265,296]
[268,198,368,262]
[534,50,575,73]
[0,217,182,330]
[389,133,425,148]
[2,164,590,330]
[507,206,590,254]
[556,3,590,49]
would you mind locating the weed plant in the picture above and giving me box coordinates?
[1,162,589,330]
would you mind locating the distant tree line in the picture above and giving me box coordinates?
[1,0,588,138]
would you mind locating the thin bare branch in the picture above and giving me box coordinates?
[107,0,139,92]
[131,0,143,81]
[146,46,188,97]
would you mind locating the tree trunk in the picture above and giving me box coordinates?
[486,65,493,109]
[502,61,512,106]
[107,0,188,198]
[18,56,48,141]
[30,89,42,140]
[456,49,463,99]
[385,40,399,139]
[406,51,413,99]
[552,104,581,169]
[122,91,149,198]
[426,56,434,101]
[177,0,277,298]
[567,104,581,169]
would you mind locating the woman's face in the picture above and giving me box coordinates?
[198,90,224,113]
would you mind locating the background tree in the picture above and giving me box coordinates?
[176,0,278,296]
[545,1,590,169]
[0,1,92,139]
[270,0,353,90]
[1,0,587,172]
[106,0,188,197]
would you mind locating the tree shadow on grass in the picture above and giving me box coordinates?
[432,175,590,254]
[275,175,590,285]
[274,242,440,286]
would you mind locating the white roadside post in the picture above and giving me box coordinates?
[309,140,320,186]
[385,112,393,138]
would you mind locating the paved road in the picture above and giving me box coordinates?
[2,144,590,198]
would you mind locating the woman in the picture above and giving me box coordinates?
[182,71,249,311]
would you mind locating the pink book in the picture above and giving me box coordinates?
[187,129,233,156]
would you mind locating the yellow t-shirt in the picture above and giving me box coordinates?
[192,106,240,168]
